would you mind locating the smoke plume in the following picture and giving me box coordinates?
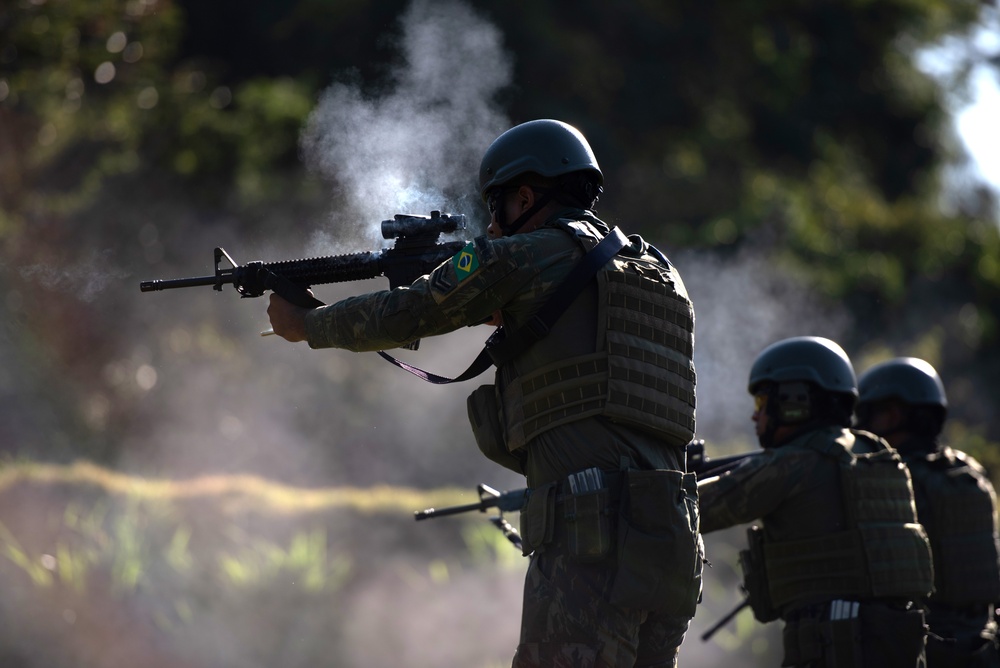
[677,246,850,449]
[18,249,129,303]
[300,0,512,253]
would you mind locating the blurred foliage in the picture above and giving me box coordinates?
[2,1,1000,665]
[2,0,996,460]
[0,0,997,462]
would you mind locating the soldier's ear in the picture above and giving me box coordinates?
[515,185,535,212]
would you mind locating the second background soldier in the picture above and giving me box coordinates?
[856,357,1000,667]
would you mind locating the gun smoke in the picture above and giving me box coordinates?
[300,0,512,254]
[18,248,130,303]
[677,246,849,448]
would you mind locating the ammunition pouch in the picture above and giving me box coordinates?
[519,481,557,557]
[518,467,703,616]
[782,602,926,668]
[741,525,780,623]
[518,475,614,560]
[467,384,524,474]
[564,485,614,562]
[608,469,703,616]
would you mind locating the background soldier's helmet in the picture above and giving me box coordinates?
[478,119,603,201]
[748,336,858,396]
[857,357,948,410]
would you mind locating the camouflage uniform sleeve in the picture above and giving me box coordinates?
[697,450,802,533]
[303,233,566,352]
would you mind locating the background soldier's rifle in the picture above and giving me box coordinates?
[701,597,751,641]
[415,484,528,551]
[686,439,758,478]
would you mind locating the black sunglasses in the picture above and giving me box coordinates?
[486,188,507,215]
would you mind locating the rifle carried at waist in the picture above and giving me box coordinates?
[415,483,528,551]
[139,211,467,309]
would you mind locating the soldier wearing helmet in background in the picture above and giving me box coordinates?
[697,336,933,668]
[856,357,1000,667]
[268,119,702,667]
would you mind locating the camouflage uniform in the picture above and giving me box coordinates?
[901,440,1000,668]
[305,209,700,667]
[699,426,933,668]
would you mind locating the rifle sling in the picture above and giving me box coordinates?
[377,227,630,384]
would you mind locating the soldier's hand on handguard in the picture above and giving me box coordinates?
[267,292,313,342]
[482,309,504,327]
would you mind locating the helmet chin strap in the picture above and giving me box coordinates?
[499,188,557,237]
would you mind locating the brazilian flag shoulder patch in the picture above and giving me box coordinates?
[452,242,480,281]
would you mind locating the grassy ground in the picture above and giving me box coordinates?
[0,460,526,668]
[0,459,780,667]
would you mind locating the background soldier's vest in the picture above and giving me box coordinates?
[499,219,696,452]
[909,448,1000,606]
[760,430,934,612]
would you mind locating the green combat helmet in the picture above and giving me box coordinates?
[857,357,948,410]
[748,337,857,443]
[478,119,603,201]
[748,336,858,396]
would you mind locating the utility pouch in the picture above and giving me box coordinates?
[783,617,822,667]
[858,604,926,668]
[783,602,864,668]
[817,602,864,668]
[740,526,780,623]
[609,469,702,616]
[562,468,613,563]
[519,481,557,557]
[968,636,1000,668]
[467,385,524,474]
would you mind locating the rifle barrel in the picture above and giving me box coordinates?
[414,501,488,520]
[140,275,225,292]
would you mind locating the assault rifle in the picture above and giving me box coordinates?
[686,439,757,478]
[415,483,528,551]
[701,598,751,642]
[139,211,467,310]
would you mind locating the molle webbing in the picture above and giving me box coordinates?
[604,270,695,443]
[765,530,869,606]
[764,441,933,610]
[916,460,1000,604]
[606,272,694,358]
[843,451,934,599]
[501,266,695,451]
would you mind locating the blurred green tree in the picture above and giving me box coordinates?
[0,0,997,469]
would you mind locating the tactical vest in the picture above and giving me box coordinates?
[498,219,696,452]
[760,430,934,612]
[909,448,1000,606]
